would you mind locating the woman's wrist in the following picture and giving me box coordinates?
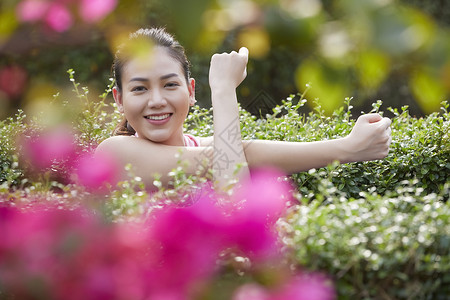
[211,90,240,111]
[333,136,355,164]
[210,85,237,98]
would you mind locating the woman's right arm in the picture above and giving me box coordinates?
[95,136,213,190]
[209,47,250,188]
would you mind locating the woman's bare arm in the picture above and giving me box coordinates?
[209,47,250,188]
[95,136,213,190]
[244,113,392,173]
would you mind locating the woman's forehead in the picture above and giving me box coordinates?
[122,47,184,79]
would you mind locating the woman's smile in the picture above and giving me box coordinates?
[144,113,173,125]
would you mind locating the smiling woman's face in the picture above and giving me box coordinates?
[114,47,196,146]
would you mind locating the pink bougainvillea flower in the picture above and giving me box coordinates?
[75,152,119,191]
[0,206,155,300]
[232,283,271,300]
[271,273,336,300]
[21,127,78,171]
[226,217,280,262]
[0,65,28,99]
[0,165,333,299]
[79,0,117,23]
[219,168,293,261]
[146,199,224,293]
[234,168,292,224]
[16,0,51,22]
[44,2,73,32]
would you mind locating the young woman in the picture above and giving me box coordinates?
[95,28,392,190]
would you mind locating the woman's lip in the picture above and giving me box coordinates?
[144,113,172,125]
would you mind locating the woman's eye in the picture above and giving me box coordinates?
[131,86,146,92]
[165,82,179,88]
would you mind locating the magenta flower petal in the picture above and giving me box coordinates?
[44,3,73,32]
[79,0,117,23]
[21,128,78,171]
[16,0,50,22]
[75,152,119,191]
[272,273,336,300]
[148,206,222,291]
[233,283,271,300]
[226,218,280,261]
[234,168,292,224]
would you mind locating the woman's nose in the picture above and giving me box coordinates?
[148,88,167,108]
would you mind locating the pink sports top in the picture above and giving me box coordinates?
[183,134,201,147]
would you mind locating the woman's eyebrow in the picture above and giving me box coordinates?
[160,73,179,80]
[129,77,149,83]
[128,73,179,83]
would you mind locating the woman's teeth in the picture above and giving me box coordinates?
[145,114,171,120]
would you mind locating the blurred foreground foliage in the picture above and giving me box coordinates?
[1,72,449,298]
[1,0,450,119]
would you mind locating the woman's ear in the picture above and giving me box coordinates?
[113,87,124,113]
[188,78,197,106]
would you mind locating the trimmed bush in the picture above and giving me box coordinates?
[281,181,449,299]
[0,111,27,185]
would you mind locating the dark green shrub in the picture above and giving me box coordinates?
[282,182,449,299]
[0,111,27,185]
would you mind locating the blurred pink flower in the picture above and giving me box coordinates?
[233,283,271,300]
[16,0,116,32]
[272,273,335,300]
[0,166,334,299]
[16,0,50,22]
[146,195,225,295]
[225,217,280,262]
[75,152,119,191]
[44,2,73,32]
[234,168,292,224]
[79,0,117,23]
[0,206,153,300]
[0,65,28,99]
[224,168,293,261]
[21,128,78,171]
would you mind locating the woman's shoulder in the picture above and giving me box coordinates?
[198,136,213,147]
[97,135,134,148]
[96,136,151,155]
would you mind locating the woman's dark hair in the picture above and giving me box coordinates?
[112,28,191,136]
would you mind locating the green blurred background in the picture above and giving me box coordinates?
[1,0,449,120]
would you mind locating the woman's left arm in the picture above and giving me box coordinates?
[200,113,392,174]
[244,113,392,173]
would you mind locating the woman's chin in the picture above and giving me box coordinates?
[137,132,170,144]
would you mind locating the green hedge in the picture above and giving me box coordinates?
[0,111,26,185]
[283,185,449,299]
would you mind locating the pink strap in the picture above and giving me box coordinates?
[183,134,201,147]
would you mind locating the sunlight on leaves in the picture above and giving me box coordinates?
[295,59,349,115]
[356,49,390,90]
[410,68,448,114]
[279,0,322,19]
[237,26,271,58]
[0,10,18,44]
